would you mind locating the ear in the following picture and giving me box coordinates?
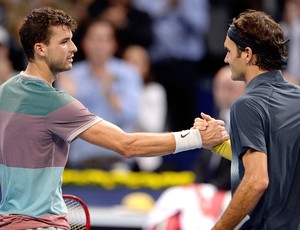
[244,47,253,64]
[34,43,47,58]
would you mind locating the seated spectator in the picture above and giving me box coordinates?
[57,18,143,170]
[122,45,167,171]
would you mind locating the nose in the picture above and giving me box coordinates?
[70,40,78,53]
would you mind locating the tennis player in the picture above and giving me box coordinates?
[210,10,300,229]
[0,7,228,229]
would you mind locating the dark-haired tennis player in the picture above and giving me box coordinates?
[211,9,300,229]
[0,7,228,229]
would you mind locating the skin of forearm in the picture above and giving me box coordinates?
[213,175,267,229]
[80,121,176,157]
[81,118,227,158]
[121,132,176,157]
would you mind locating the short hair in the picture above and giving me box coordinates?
[19,7,77,61]
[229,9,288,71]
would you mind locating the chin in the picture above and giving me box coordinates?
[63,65,73,71]
[55,67,71,74]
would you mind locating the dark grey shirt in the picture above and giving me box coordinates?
[230,70,300,229]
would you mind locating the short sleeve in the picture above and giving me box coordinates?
[47,97,102,143]
[230,96,267,158]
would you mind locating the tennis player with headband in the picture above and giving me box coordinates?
[0,7,228,230]
[200,9,300,230]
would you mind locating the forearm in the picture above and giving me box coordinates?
[122,132,176,157]
[80,121,202,157]
[124,129,202,157]
[213,178,264,230]
[213,149,269,230]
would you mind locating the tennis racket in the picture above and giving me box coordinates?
[63,194,91,230]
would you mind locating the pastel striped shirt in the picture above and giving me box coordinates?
[0,73,101,229]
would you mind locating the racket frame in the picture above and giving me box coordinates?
[63,194,91,230]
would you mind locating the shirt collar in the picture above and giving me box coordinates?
[245,70,284,94]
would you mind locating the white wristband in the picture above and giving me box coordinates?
[172,129,202,154]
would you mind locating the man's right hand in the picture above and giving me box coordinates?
[194,112,229,149]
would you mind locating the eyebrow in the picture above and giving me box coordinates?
[58,36,70,43]
[60,32,73,41]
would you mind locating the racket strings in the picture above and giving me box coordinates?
[64,198,87,230]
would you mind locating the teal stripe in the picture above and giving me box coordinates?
[0,75,75,115]
[0,165,67,216]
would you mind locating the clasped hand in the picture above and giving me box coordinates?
[193,112,229,149]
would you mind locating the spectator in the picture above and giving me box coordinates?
[131,0,211,171]
[73,0,153,61]
[57,18,143,170]
[0,25,17,85]
[99,0,153,56]
[211,65,245,132]
[132,0,210,132]
[195,65,245,190]
[281,0,300,82]
[122,45,167,171]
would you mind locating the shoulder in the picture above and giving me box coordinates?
[39,88,77,114]
[232,94,258,109]
[231,93,267,119]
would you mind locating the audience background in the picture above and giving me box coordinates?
[0,25,17,84]
[122,45,168,172]
[280,0,300,83]
[133,0,210,132]
[0,0,293,174]
[56,18,143,171]
[72,0,153,62]
[194,65,245,191]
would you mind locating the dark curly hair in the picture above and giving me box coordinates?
[231,9,288,71]
[19,7,77,62]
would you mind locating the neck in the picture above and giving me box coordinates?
[245,66,268,85]
[24,61,55,84]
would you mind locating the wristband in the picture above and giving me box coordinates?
[172,129,202,154]
[212,139,232,160]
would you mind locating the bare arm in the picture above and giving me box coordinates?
[212,149,269,230]
[78,118,228,158]
[79,120,174,157]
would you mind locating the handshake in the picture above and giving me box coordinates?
[192,112,232,160]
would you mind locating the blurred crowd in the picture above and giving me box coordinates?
[1,0,299,183]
